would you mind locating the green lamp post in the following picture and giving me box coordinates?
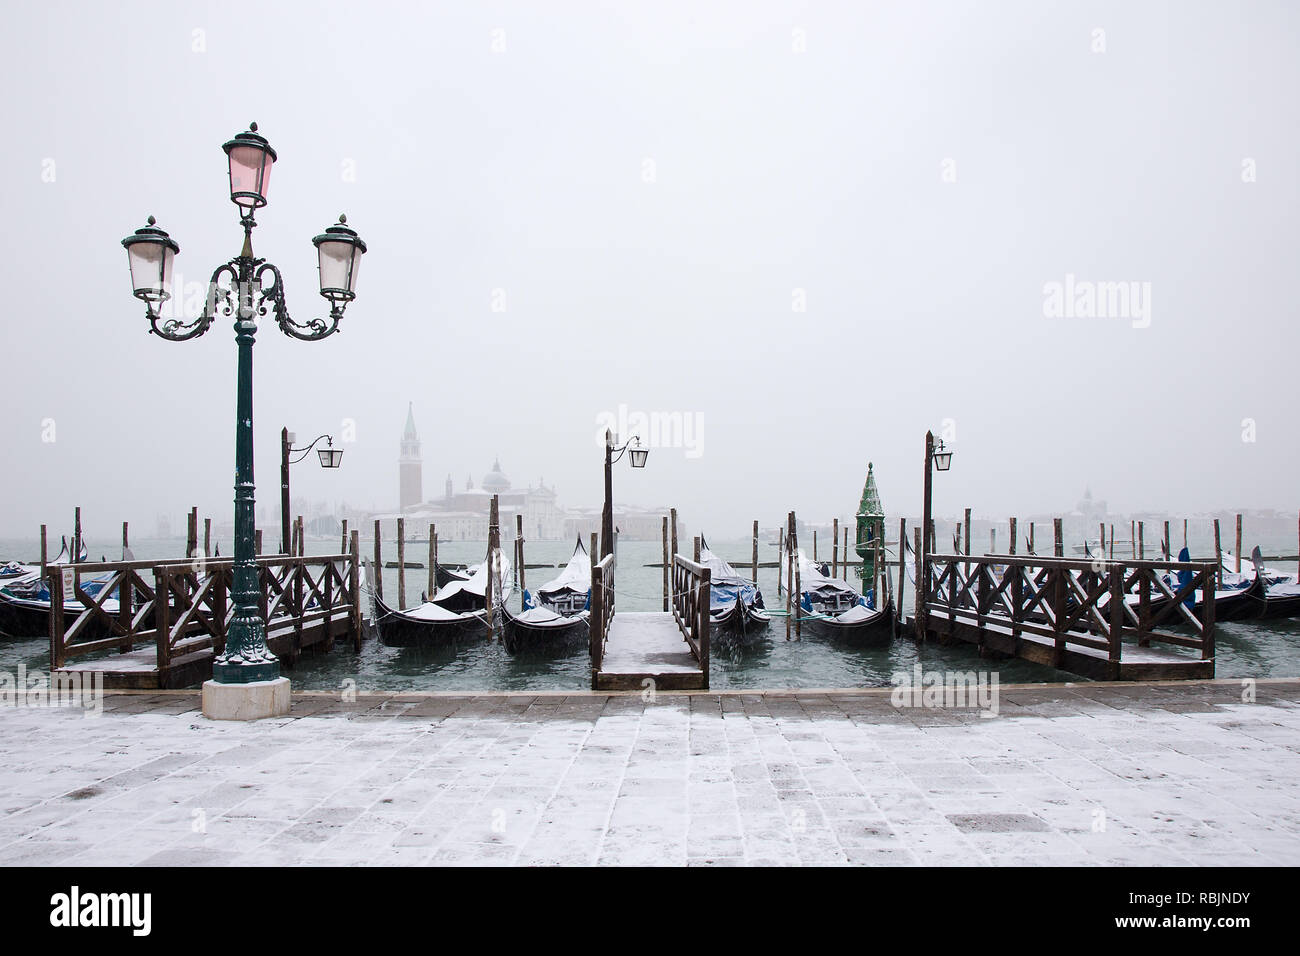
[121,123,367,695]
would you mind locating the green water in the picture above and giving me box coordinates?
[2,534,1298,691]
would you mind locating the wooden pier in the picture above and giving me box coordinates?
[48,539,363,690]
[914,552,1216,680]
[590,552,710,690]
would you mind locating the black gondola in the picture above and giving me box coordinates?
[368,551,510,647]
[797,552,893,645]
[502,537,591,654]
[1139,547,1268,623]
[698,537,770,646]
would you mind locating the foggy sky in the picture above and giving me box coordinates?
[2,0,1297,540]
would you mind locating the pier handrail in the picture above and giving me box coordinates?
[48,546,362,672]
[589,553,615,672]
[922,551,1217,666]
[671,554,711,677]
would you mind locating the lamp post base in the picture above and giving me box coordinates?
[202,677,291,721]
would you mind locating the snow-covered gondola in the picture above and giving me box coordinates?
[502,537,591,654]
[796,551,893,645]
[434,562,471,590]
[1136,547,1267,623]
[698,536,769,646]
[0,572,121,640]
[369,551,511,647]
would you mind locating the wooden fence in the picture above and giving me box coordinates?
[922,552,1216,669]
[589,553,615,672]
[671,554,711,675]
[48,546,362,676]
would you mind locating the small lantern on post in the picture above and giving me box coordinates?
[121,217,179,318]
[222,123,277,212]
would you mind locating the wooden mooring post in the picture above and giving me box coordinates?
[350,530,363,650]
[1138,521,1145,559]
[1235,514,1243,573]
[396,517,406,609]
[485,497,498,641]
[340,519,348,555]
[516,514,525,597]
[777,527,784,594]
[842,525,849,580]
[832,518,839,577]
[1009,518,1017,556]
[896,518,906,623]
[254,529,262,555]
[372,519,383,600]
[662,516,670,610]
[785,515,795,642]
[751,519,759,584]
[1053,518,1063,558]
[913,526,924,641]
[434,522,444,598]
[784,512,793,641]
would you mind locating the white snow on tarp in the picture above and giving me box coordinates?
[796,550,858,597]
[516,606,587,625]
[434,549,513,606]
[833,604,877,624]
[538,541,590,598]
[400,602,478,622]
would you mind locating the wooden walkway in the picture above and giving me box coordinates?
[915,552,1217,681]
[594,612,705,690]
[590,551,711,690]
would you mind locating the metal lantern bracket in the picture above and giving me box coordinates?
[288,434,339,466]
[609,434,645,466]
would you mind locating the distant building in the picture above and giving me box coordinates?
[378,406,662,541]
[399,402,422,513]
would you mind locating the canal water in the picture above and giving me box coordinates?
[2,534,1298,691]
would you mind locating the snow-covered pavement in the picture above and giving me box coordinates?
[1,680,1298,866]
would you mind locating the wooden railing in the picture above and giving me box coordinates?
[671,554,711,677]
[589,553,615,672]
[48,546,362,672]
[922,553,1216,665]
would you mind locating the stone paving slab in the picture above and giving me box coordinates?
[0,680,1298,866]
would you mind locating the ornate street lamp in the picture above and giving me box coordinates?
[122,123,367,715]
[918,430,954,639]
[601,431,648,560]
[280,430,344,555]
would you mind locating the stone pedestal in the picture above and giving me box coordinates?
[202,677,291,720]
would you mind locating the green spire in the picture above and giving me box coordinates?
[856,462,883,518]
[403,402,418,441]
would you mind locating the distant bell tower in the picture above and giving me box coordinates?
[399,402,423,512]
[855,462,885,585]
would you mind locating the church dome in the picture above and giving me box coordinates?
[483,457,510,493]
